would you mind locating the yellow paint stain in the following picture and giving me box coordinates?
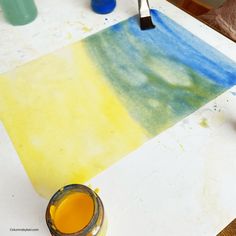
[53,192,94,234]
[82,26,92,33]
[179,143,184,151]
[94,188,100,194]
[199,118,209,128]
[66,32,72,41]
[0,42,147,198]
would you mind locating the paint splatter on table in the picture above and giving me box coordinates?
[0,10,235,198]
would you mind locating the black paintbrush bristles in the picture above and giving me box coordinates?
[140,16,155,30]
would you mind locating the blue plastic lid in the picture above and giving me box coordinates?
[91,0,116,14]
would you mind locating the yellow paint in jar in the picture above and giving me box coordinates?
[46,184,106,236]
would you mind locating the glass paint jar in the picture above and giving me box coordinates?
[46,184,107,236]
[0,0,37,25]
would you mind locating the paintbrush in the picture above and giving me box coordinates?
[138,0,155,30]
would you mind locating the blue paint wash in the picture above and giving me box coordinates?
[85,10,236,135]
[91,0,116,14]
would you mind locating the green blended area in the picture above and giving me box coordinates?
[84,12,227,136]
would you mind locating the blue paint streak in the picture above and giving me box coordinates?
[113,10,236,87]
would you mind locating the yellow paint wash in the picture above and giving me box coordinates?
[53,192,94,234]
[0,42,147,198]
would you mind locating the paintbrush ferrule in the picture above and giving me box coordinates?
[140,0,151,17]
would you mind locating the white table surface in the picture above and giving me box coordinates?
[0,0,236,235]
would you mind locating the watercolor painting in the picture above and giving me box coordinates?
[0,10,235,198]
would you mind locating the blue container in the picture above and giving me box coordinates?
[91,0,116,14]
